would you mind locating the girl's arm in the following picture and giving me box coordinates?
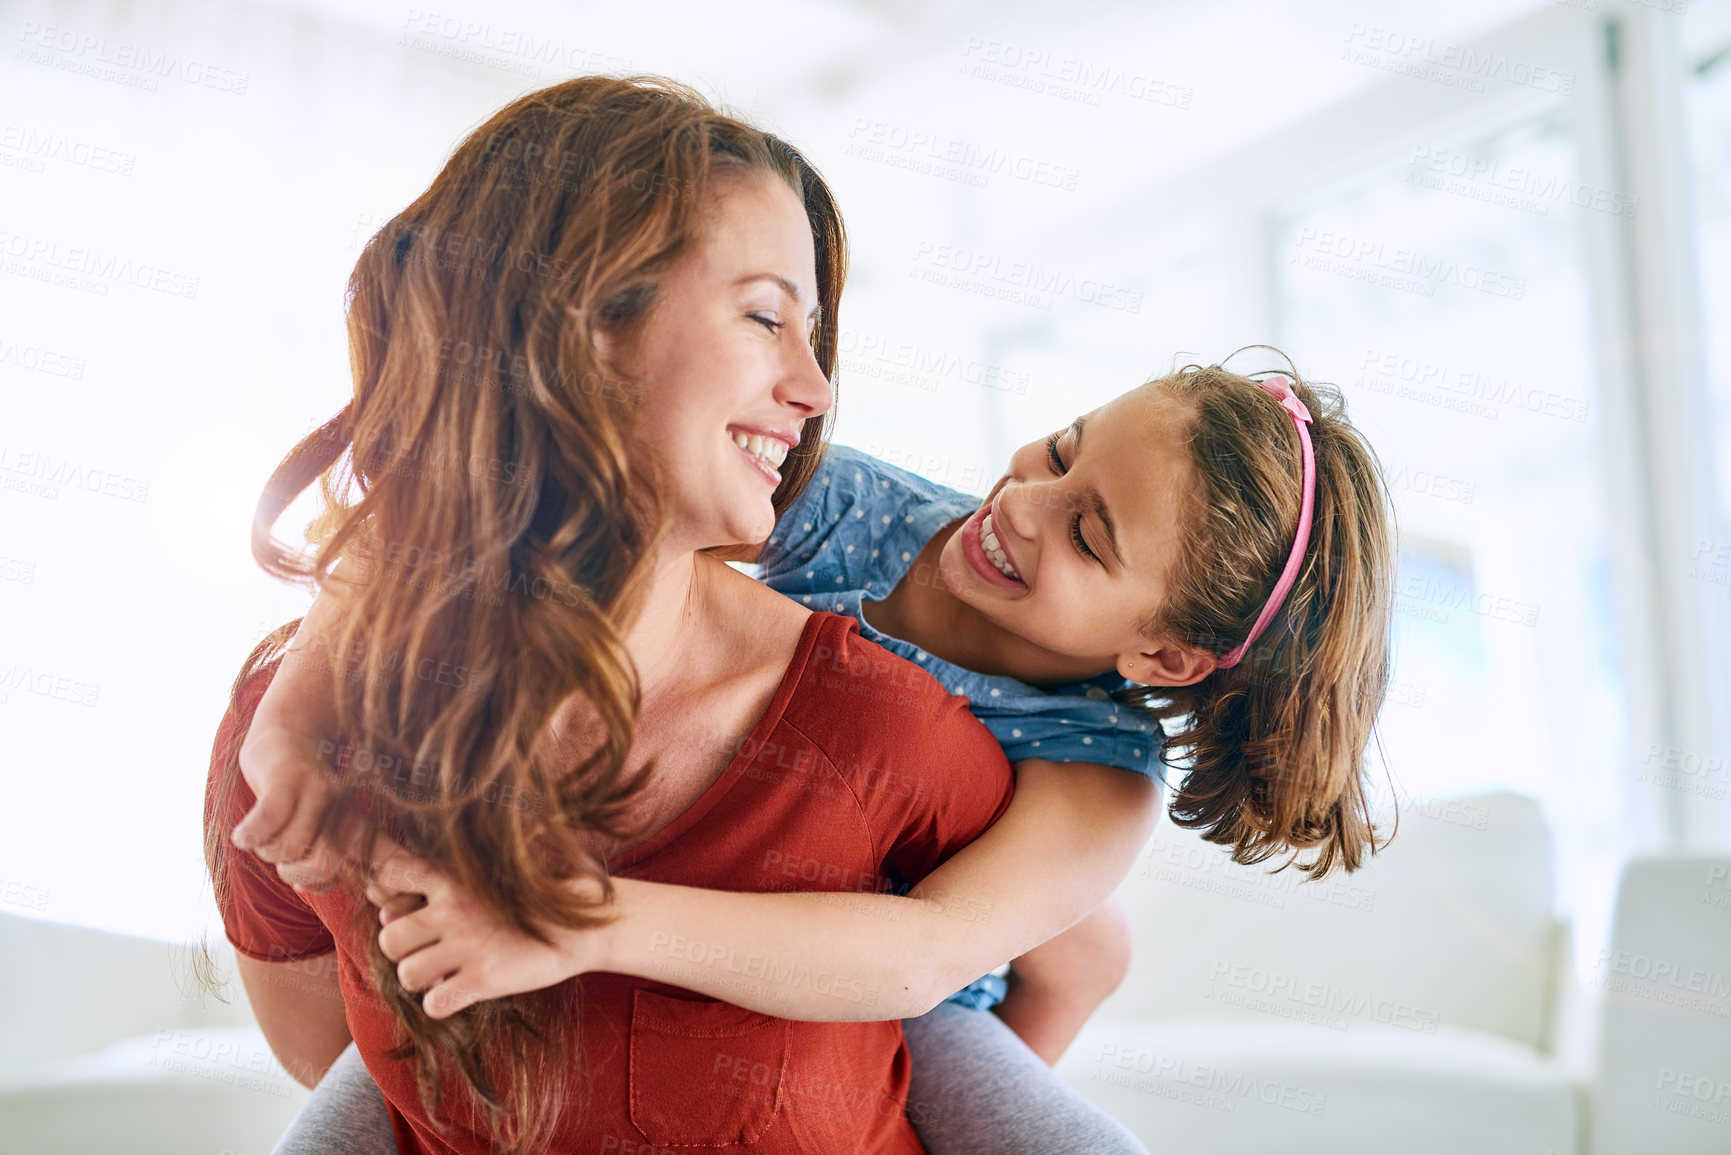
[994,893,1135,1064]
[375,759,1158,1021]
[233,566,360,885]
[599,757,1159,1020]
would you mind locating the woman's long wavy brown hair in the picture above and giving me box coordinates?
[1118,352,1397,879]
[201,76,845,1152]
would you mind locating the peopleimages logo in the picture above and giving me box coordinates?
[0,124,136,176]
[1395,574,1539,627]
[1407,146,1638,219]
[1594,948,1731,1016]
[846,119,1081,191]
[397,9,631,79]
[1207,961,1442,1034]
[840,329,1030,396]
[1092,1042,1329,1116]
[1342,24,1575,96]
[0,228,199,299]
[1355,348,1590,423]
[0,333,86,379]
[909,241,1142,313]
[15,21,251,94]
[1292,228,1526,301]
[956,37,1193,109]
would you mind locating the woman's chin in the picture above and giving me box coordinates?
[667,506,774,559]
[719,507,776,551]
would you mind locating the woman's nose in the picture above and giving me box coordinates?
[779,340,833,417]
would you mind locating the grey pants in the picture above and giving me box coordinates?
[274,1003,1147,1154]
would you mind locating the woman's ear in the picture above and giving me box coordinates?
[1118,641,1216,688]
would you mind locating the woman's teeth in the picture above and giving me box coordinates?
[732,431,789,471]
[981,512,1022,582]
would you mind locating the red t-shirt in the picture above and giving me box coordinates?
[208,611,1014,1154]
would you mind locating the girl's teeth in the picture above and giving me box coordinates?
[979,512,1020,581]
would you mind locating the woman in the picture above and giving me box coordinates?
[204,76,1148,1153]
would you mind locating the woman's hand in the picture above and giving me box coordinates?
[365,843,614,1019]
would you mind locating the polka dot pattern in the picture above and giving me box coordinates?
[751,444,1164,783]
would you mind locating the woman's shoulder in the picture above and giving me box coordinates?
[882,643,1166,781]
[782,612,1006,764]
[779,613,1013,868]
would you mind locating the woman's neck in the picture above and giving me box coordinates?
[620,546,728,700]
[863,518,1114,687]
[622,545,812,698]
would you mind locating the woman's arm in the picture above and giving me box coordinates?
[600,758,1159,1020]
[236,951,353,1089]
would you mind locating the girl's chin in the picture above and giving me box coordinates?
[937,546,1004,607]
[935,547,970,596]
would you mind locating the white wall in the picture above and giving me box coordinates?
[0,0,1725,979]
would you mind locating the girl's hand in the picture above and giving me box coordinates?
[366,843,613,1019]
[232,587,362,893]
[233,723,353,893]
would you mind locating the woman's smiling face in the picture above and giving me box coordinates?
[615,170,832,554]
[936,383,1202,679]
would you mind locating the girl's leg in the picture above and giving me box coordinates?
[272,1040,400,1155]
[902,1001,1148,1155]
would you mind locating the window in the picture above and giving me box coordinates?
[1269,112,1627,920]
[1685,16,1731,574]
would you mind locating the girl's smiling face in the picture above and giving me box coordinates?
[936,383,1211,685]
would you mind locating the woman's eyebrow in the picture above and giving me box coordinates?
[735,272,822,322]
[1072,417,1124,569]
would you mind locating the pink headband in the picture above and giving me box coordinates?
[1215,375,1314,669]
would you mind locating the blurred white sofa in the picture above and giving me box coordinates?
[1058,791,1731,1155]
[1057,790,1582,1154]
[5,793,1726,1154]
[1589,853,1731,1155]
[0,916,308,1155]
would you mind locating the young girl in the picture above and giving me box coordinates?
[235,356,1396,1152]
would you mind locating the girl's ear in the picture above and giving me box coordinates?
[1118,641,1216,688]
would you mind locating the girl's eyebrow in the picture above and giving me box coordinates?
[1071,417,1124,569]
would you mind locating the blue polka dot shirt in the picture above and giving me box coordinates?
[760,444,1164,783]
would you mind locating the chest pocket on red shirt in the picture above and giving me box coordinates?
[629,988,792,1146]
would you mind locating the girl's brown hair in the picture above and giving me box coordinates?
[201,76,846,1151]
[1121,353,1396,879]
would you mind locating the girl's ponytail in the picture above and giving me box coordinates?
[1124,358,1397,877]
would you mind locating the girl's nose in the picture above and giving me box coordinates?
[997,477,1041,543]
